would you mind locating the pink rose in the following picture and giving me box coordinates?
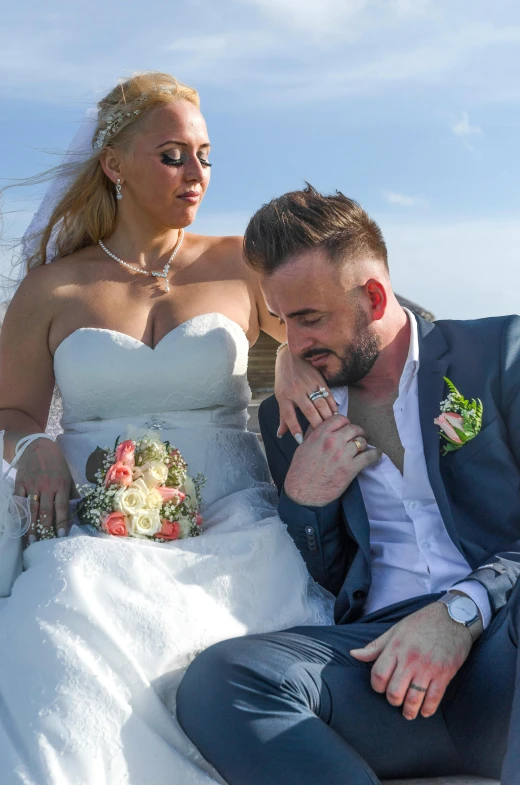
[157,486,186,504]
[104,461,133,487]
[196,513,203,527]
[434,412,464,444]
[115,440,135,466]
[156,520,180,541]
[101,511,129,537]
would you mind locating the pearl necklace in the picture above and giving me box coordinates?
[98,229,184,293]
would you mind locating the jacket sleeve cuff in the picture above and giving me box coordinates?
[453,552,520,616]
[278,489,342,589]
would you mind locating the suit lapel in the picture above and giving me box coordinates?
[416,317,461,550]
[341,480,371,561]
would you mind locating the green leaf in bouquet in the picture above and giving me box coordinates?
[85,447,110,484]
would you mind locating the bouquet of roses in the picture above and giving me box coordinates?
[78,434,205,542]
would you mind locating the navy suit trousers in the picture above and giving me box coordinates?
[177,588,520,784]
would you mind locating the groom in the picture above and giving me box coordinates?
[177,186,520,784]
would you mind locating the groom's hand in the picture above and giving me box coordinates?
[283,416,380,506]
[350,602,474,720]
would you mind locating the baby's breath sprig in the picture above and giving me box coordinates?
[135,434,168,466]
[167,447,188,487]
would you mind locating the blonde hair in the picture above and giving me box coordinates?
[18,72,200,272]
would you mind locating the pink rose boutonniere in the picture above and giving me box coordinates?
[434,377,483,456]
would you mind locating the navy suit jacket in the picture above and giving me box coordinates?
[259,315,520,624]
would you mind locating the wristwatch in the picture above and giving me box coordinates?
[437,592,484,642]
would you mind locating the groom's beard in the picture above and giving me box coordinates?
[303,309,381,387]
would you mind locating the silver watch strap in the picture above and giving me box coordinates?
[438,592,483,642]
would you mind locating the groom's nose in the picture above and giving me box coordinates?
[286,324,315,357]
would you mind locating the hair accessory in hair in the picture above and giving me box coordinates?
[94,109,142,150]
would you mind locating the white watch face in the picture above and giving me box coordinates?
[449,596,478,624]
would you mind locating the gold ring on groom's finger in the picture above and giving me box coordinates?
[352,439,363,455]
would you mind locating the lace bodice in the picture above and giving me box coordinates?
[54,313,252,426]
[53,313,269,503]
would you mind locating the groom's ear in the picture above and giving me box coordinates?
[85,447,109,484]
[366,279,387,322]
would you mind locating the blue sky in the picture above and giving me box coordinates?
[1,0,519,319]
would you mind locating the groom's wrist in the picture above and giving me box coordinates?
[283,481,328,508]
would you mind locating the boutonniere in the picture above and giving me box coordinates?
[434,378,483,456]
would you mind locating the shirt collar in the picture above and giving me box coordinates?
[332,308,420,407]
[400,308,420,391]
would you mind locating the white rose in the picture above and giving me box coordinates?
[182,476,198,509]
[146,489,164,511]
[113,483,147,516]
[141,461,169,489]
[129,508,162,537]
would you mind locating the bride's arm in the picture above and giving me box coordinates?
[253,275,338,443]
[0,269,73,538]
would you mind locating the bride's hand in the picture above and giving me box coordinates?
[14,438,73,544]
[274,348,337,442]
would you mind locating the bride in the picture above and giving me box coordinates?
[0,72,335,784]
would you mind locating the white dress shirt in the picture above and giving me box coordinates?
[333,310,491,627]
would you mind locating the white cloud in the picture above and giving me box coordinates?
[383,192,429,208]
[237,0,435,38]
[237,0,369,38]
[451,111,482,137]
[382,215,520,320]
[0,1,519,108]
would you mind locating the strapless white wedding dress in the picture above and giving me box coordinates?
[0,313,332,785]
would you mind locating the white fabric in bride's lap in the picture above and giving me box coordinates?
[0,312,333,784]
[0,511,321,785]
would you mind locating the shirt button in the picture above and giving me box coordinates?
[421,541,431,550]
[353,589,367,600]
[409,500,418,510]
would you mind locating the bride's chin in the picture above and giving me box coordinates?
[170,206,199,229]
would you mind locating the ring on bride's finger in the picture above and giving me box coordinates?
[317,386,330,398]
[309,391,327,402]
[30,494,40,502]
[352,438,364,455]
[409,683,428,693]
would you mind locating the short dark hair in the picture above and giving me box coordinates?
[243,184,388,274]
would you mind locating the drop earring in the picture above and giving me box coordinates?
[116,178,123,201]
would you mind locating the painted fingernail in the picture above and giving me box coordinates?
[333,412,340,416]
[58,528,66,538]
[276,428,282,438]
[295,433,303,445]
[28,535,36,545]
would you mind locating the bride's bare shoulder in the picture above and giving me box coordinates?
[186,232,249,273]
[7,247,99,316]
